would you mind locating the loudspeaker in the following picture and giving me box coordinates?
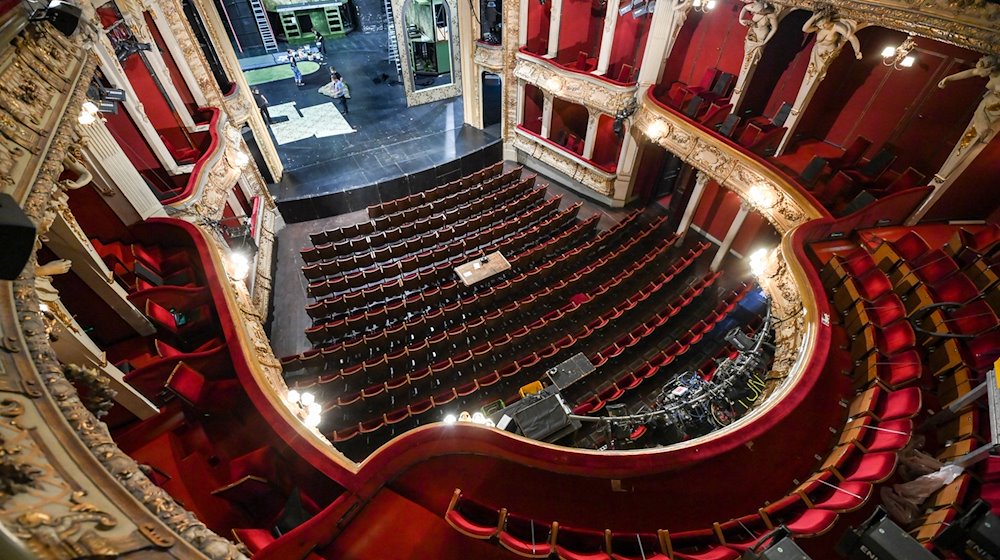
[44,1,82,37]
[0,193,37,281]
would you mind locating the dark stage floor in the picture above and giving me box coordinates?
[244,32,500,215]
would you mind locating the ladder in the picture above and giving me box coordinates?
[248,0,279,52]
[384,0,401,79]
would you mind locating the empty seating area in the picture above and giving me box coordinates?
[276,162,774,461]
[70,220,340,539]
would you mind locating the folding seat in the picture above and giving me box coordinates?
[384,408,410,425]
[359,417,384,433]
[499,516,558,559]
[820,442,898,483]
[794,471,872,514]
[852,348,922,390]
[166,362,240,412]
[928,273,980,305]
[407,398,433,416]
[432,388,457,406]
[962,330,1000,371]
[444,489,507,540]
[837,413,913,453]
[555,526,611,560]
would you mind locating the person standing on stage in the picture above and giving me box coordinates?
[252,88,272,124]
[332,75,349,115]
[288,49,303,86]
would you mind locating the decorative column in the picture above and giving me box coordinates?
[611,124,640,201]
[458,0,483,129]
[41,295,160,419]
[909,56,1000,224]
[710,201,750,271]
[93,40,185,174]
[677,170,710,241]
[583,110,600,159]
[46,211,156,336]
[78,119,168,222]
[594,0,620,75]
[541,91,554,137]
[547,0,563,58]
[128,14,199,130]
[144,4,212,108]
[776,8,864,154]
[664,0,694,63]
[730,1,784,112]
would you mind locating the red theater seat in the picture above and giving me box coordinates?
[499,515,558,558]
[444,489,506,539]
[555,526,611,560]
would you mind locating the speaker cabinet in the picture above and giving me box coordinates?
[0,193,37,280]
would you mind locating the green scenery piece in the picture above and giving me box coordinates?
[244,61,322,85]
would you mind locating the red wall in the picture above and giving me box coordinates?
[660,0,745,88]
[926,136,1000,222]
[730,212,779,256]
[122,53,192,150]
[796,28,985,176]
[105,107,161,173]
[145,11,199,117]
[692,181,741,242]
[550,98,588,145]
[739,10,812,118]
[607,11,650,83]
[525,0,552,54]
[522,84,545,134]
[67,184,130,244]
[592,114,622,169]
[557,0,602,62]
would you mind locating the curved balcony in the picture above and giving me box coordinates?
[515,49,638,116]
[473,40,504,72]
[160,107,226,206]
[513,125,616,195]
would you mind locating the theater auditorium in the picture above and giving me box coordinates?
[0,0,998,557]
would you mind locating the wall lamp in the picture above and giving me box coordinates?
[881,35,916,70]
[692,0,717,12]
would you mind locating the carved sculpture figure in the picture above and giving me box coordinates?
[802,8,862,81]
[34,259,71,303]
[938,55,1000,148]
[668,0,694,51]
[739,0,778,65]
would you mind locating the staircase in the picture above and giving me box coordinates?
[249,0,279,53]
[384,0,401,79]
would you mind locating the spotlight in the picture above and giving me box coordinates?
[748,248,769,277]
[101,88,126,102]
[31,0,82,37]
[443,413,457,424]
[96,100,119,114]
[227,252,251,281]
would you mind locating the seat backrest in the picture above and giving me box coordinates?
[698,67,720,89]
[771,102,792,127]
[712,72,735,96]
[800,156,828,186]
[718,114,740,137]
[683,95,704,118]
[860,146,897,178]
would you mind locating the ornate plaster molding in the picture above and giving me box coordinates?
[774,0,1000,55]
[0,20,245,560]
[514,53,639,117]
[636,95,825,401]
[473,41,504,72]
[512,128,616,196]
[635,100,825,234]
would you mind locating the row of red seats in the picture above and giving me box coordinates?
[302,185,546,281]
[310,163,509,247]
[304,200,579,299]
[302,172,532,265]
[367,161,505,219]
[302,216,655,357]
[301,209,646,323]
[869,231,1000,371]
[443,373,920,560]
[304,216,601,342]
[323,235,684,416]
[91,238,197,294]
[577,282,751,415]
[326,243,706,442]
